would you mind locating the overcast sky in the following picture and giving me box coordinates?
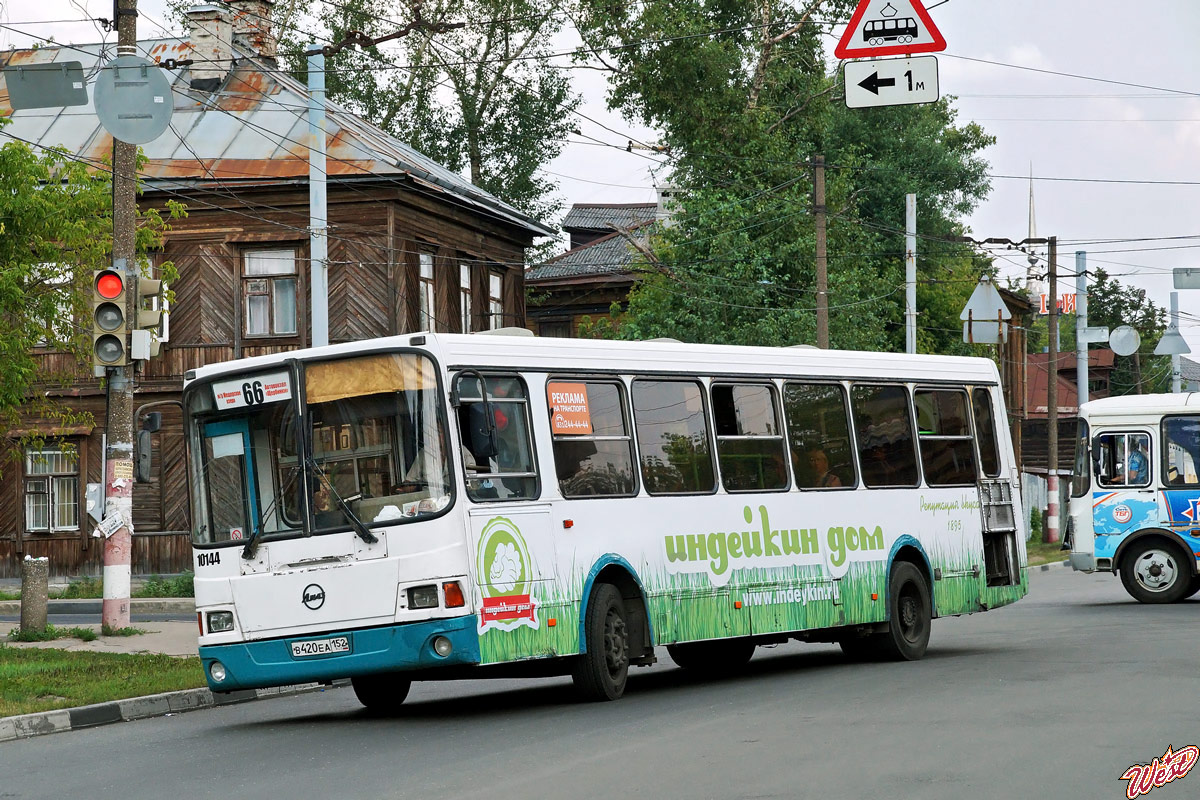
[4,0,1199,351]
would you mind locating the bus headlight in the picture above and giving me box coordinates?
[207,611,235,633]
[210,661,227,683]
[408,584,439,609]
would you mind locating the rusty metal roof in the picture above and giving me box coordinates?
[562,203,657,232]
[0,39,552,236]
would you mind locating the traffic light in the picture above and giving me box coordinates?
[132,276,164,360]
[92,269,128,368]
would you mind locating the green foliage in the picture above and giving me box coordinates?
[100,624,148,637]
[573,0,994,350]
[136,572,195,598]
[0,117,183,467]
[7,624,98,642]
[275,0,580,222]
[1029,506,1043,540]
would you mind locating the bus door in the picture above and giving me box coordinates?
[1089,430,1157,563]
[455,371,563,661]
[1152,418,1200,565]
[201,418,260,546]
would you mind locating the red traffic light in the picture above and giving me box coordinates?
[96,271,124,299]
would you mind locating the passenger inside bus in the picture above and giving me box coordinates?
[807,448,842,487]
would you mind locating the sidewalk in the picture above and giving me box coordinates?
[0,598,341,743]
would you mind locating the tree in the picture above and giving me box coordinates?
[0,117,178,464]
[573,0,994,351]
[277,0,581,224]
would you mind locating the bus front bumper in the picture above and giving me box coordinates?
[199,615,480,692]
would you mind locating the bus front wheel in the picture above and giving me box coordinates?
[572,583,629,701]
[1120,540,1191,603]
[351,672,412,713]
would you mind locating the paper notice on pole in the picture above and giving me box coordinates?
[97,513,126,539]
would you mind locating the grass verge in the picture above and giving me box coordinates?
[0,647,205,718]
[0,572,195,602]
[8,625,98,643]
[1027,538,1069,566]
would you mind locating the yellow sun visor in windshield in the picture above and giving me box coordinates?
[305,354,436,404]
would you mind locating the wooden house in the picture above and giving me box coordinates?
[0,0,552,577]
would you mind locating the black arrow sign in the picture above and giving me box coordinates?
[857,71,896,95]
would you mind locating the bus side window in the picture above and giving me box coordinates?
[851,384,920,488]
[915,389,977,486]
[1095,432,1150,488]
[1163,416,1200,486]
[455,373,540,502]
[548,379,636,498]
[632,379,716,495]
[782,381,855,490]
[711,383,788,492]
[971,389,1002,477]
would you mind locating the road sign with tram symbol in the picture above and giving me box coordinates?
[835,0,947,60]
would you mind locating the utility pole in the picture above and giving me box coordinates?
[1171,292,1182,393]
[813,155,828,349]
[1076,251,1089,410]
[905,193,916,354]
[308,45,329,348]
[1045,235,1060,545]
[103,0,138,631]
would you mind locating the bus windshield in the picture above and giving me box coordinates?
[188,352,451,546]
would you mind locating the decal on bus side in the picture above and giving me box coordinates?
[477,516,540,633]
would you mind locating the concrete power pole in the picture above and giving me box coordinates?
[1045,235,1060,545]
[308,46,329,348]
[104,0,139,630]
[813,155,828,349]
[1076,251,1089,411]
[905,193,916,354]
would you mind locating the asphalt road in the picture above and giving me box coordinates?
[3,566,1195,800]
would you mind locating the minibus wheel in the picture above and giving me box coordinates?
[1120,539,1190,604]
[572,583,629,701]
[351,672,412,713]
[881,561,931,660]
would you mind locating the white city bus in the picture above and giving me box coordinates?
[1066,394,1200,603]
[182,332,1028,707]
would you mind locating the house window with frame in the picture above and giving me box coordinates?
[24,445,80,533]
[489,270,503,329]
[243,249,297,336]
[460,263,473,332]
[419,252,436,331]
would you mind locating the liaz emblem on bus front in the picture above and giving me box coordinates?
[477,517,540,632]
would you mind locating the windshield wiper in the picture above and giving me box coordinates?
[308,457,378,545]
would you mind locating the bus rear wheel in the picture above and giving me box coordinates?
[667,639,756,675]
[882,561,931,660]
[572,583,629,701]
[351,672,412,713]
[1120,540,1191,603]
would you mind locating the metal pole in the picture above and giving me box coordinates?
[814,155,828,349]
[308,47,329,347]
[1076,251,1088,410]
[905,193,917,354]
[103,0,139,631]
[1171,292,1182,393]
[1045,235,1059,545]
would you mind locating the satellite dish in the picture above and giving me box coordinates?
[1110,325,1141,357]
[93,56,173,144]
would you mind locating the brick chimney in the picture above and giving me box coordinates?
[226,0,277,60]
[184,4,233,91]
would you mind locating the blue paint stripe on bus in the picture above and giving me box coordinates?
[885,535,936,617]
[578,554,654,652]
[199,616,481,691]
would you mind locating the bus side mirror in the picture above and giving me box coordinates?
[135,412,162,484]
[466,403,498,462]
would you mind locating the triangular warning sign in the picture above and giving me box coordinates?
[834,0,947,60]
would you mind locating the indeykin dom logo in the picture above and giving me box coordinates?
[477,517,539,633]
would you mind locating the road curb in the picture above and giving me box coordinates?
[0,680,350,744]
[0,597,195,615]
